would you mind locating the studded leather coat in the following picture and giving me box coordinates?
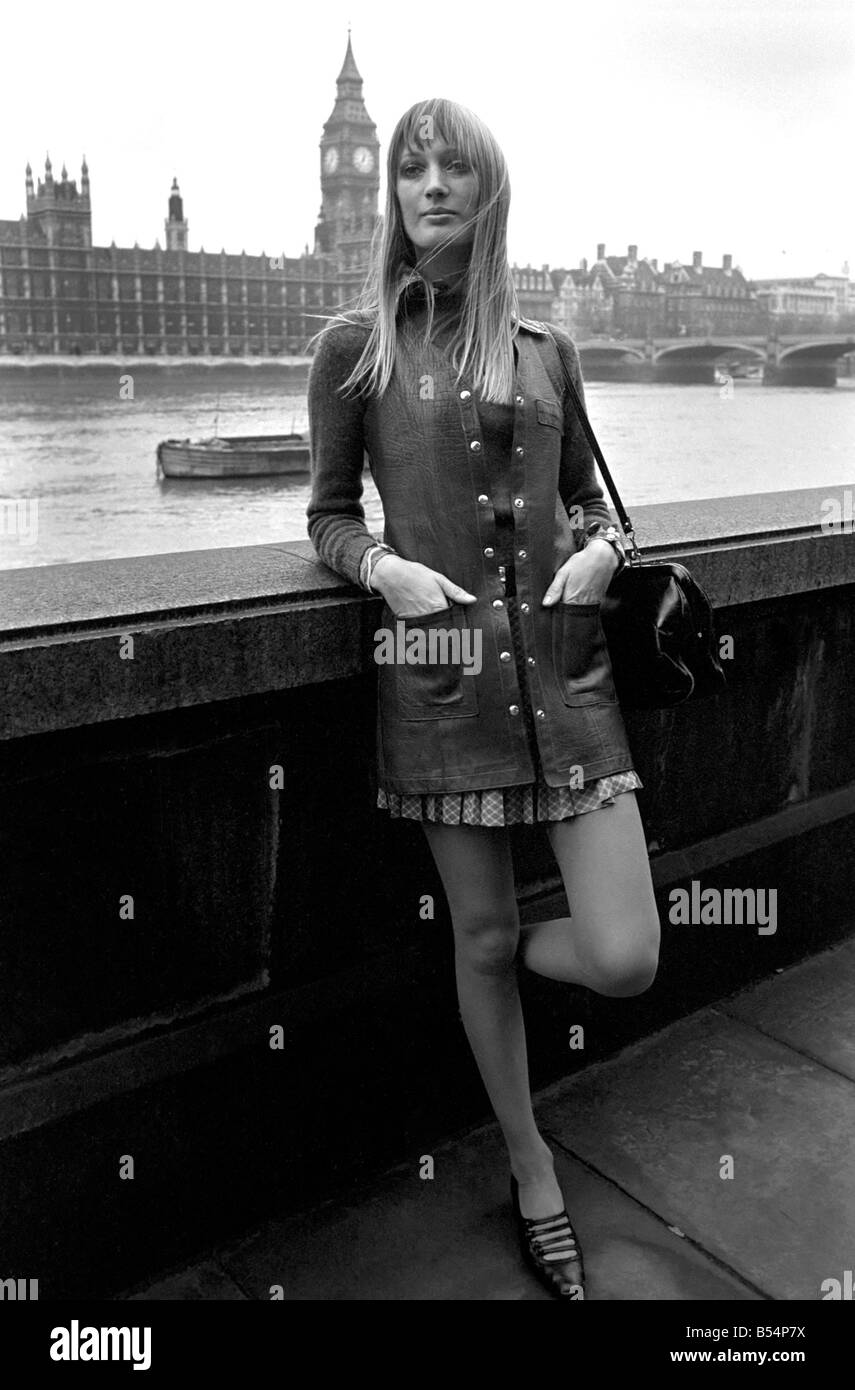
[307,305,635,796]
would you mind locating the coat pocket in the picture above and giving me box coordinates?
[536,397,565,433]
[552,602,617,706]
[382,604,480,721]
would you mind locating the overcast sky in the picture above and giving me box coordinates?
[4,0,852,281]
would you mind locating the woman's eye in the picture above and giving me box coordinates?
[399,158,470,179]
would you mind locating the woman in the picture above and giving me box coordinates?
[307,98,661,1300]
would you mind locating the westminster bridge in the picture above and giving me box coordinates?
[575,333,855,386]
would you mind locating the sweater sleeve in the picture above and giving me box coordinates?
[547,325,613,545]
[306,322,380,588]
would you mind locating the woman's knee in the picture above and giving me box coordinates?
[583,928,660,997]
[453,907,519,974]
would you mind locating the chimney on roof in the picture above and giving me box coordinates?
[722,253,733,272]
[579,256,588,272]
[628,244,637,262]
[596,242,605,261]
[693,250,703,270]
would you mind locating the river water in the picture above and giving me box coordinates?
[0,365,852,571]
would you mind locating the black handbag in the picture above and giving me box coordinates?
[542,331,727,711]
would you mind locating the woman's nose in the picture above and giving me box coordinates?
[424,161,449,197]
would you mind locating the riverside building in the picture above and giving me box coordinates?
[0,37,845,358]
[0,38,381,358]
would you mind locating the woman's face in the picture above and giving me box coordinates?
[395,135,479,258]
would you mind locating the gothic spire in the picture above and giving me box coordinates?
[336,32,362,88]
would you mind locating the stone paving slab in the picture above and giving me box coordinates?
[215,1126,759,1302]
[537,1007,855,1301]
[722,939,855,1081]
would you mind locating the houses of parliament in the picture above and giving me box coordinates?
[0,36,792,358]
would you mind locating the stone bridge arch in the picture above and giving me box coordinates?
[654,341,766,364]
[777,337,855,364]
[768,337,855,385]
[576,340,646,362]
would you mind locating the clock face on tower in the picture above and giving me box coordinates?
[352,146,375,174]
[323,147,339,173]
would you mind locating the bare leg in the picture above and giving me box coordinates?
[421,794,659,1221]
[519,792,660,993]
[421,820,561,1218]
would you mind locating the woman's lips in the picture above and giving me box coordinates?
[422,210,456,218]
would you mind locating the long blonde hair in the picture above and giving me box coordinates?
[312,98,521,404]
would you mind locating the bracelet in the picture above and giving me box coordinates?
[361,545,384,591]
[363,543,398,593]
[583,522,627,575]
[358,544,380,590]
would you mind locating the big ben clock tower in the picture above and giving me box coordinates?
[314,32,380,290]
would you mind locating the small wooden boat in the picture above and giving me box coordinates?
[156,432,311,478]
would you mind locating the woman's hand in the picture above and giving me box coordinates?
[542,542,619,606]
[371,554,477,618]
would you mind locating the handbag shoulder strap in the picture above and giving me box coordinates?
[533,328,641,561]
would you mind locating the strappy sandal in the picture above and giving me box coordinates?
[510,1173,585,1300]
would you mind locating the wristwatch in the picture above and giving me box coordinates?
[583,522,627,576]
